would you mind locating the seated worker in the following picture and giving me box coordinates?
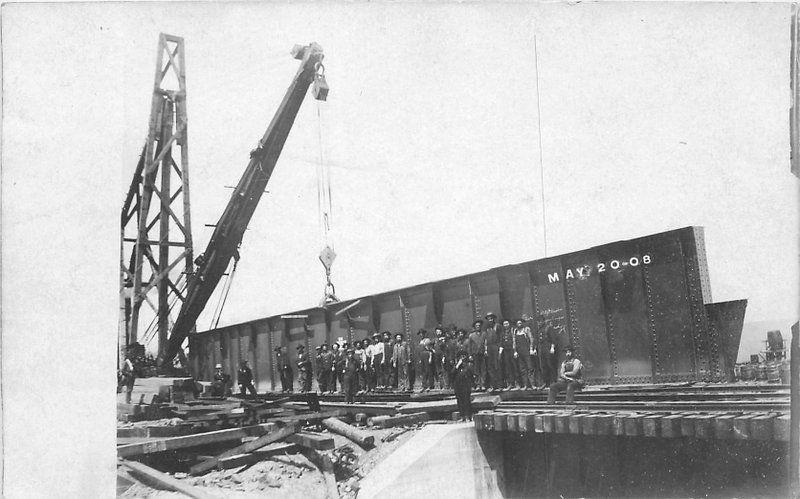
[211,363,231,397]
[547,346,584,404]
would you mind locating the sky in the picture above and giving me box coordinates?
[1,2,798,495]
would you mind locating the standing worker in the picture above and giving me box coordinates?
[342,348,359,404]
[499,319,517,389]
[535,314,558,388]
[330,343,341,393]
[513,318,535,390]
[276,346,293,393]
[468,320,487,390]
[547,346,584,404]
[392,333,412,392]
[237,360,258,398]
[420,337,435,391]
[372,333,386,389]
[318,343,333,393]
[120,353,136,404]
[452,350,475,421]
[296,345,313,393]
[484,312,502,390]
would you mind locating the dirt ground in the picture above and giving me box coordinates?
[119,424,423,498]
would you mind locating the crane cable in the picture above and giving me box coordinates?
[316,96,338,304]
[209,258,238,330]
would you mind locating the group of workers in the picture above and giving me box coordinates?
[204,312,585,408]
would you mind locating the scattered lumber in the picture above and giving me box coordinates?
[369,411,429,428]
[216,443,298,469]
[118,422,279,458]
[286,431,335,450]
[121,460,216,499]
[189,423,298,475]
[381,427,412,442]
[322,417,375,447]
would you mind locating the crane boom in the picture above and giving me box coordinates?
[160,42,327,367]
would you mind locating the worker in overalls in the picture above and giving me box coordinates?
[468,320,487,390]
[296,345,312,393]
[342,349,359,404]
[512,318,535,389]
[547,346,584,404]
[499,319,517,389]
[392,333,412,392]
[484,312,502,390]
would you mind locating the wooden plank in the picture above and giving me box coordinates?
[122,460,216,499]
[555,413,570,433]
[533,413,546,433]
[660,414,682,438]
[474,412,487,431]
[775,414,790,442]
[623,414,643,437]
[643,415,661,438]
[506,413,520,433]
[750,414,775,441]
[693,414,715,439]
[611,414,627,436]
[680,414,696,438]
[287,432,336,450]
[581,414,598,435]
[320,402,398,416]
[189,424,296,475]
[493,413,508,432]
[713,414,736,440]
[118,423,278,458]
[595,414,613,435]
[322,417,375,447]
[542,413,556,433]
[733,414,755,440]
[217,443,298,469]
[568,414,584,434]
[398,395,500,415]
[519,414,536,433]
[369,412,430,429]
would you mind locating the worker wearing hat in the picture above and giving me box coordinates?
[370,332,386,390]
[211,363,231,397]
[484,312,502,390]
[468,319,487,390]
[275,346,293,393]
[296,344,313,393]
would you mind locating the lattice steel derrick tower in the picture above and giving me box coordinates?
[120,33,193,365]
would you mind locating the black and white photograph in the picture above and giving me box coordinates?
[1,1,799,497]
